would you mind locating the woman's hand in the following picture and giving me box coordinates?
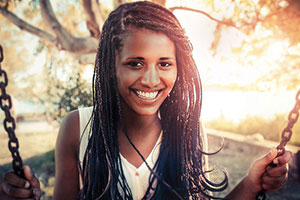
[226,147,293,200]
[0,165,41,200]
[246,147,293,194]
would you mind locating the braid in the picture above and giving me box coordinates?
[80,1,227,199]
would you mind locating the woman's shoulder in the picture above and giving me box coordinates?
[59,106,93,139]
[57,109,81,150]
[63,109,80,122]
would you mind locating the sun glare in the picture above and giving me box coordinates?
[265,41,288,62]
[174,5,297,122]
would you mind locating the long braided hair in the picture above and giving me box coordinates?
[80,1,227,199]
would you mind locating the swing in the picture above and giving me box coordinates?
[256,89,300,200]
[0,45,24,178]
[0,44,299,199]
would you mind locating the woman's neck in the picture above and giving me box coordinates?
[118,103,162,167]
[122,114,160,136]
[119,101,161,138]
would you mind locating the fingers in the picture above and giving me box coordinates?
[261,152,290,193]
[23,166,41,200]
[0,178,33,198]
[247,148,278,184]
[23,166,39,189]
[272,150,293,165]
[262,173,287,192]
[251,148,278,172]
[266,164,288,177]
[4,172,30,189]
[1,170,33,199]
[247,148,291,194]
[0,166,41,200]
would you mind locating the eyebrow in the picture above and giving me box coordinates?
[126,57,176,60]
[160,57,175,60]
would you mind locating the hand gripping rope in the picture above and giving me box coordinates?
[256,89,300,200]
[0,45,24,178]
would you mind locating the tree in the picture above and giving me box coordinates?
[1,0,298,63]
[40,60,93,120]
[0,0,299,100]
[0,0,167,64]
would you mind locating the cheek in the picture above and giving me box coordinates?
[116,69,138,94]
[168,68,178,89]
[118,73,131,86]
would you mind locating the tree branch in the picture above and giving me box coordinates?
[81,0,100,39]
[0,6,56,44]
[169,6,237,28]
[39,0,97,54]
[92,0,104,33]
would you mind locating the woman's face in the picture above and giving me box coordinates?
[115,29,177,116]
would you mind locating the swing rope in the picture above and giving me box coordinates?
[277,89,300,155]
[0,45,24,178]
[256,89,300,200]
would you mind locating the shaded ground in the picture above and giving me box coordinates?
[207,132,300,200]
[0,126,299,199]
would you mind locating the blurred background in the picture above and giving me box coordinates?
[0,0,299,199]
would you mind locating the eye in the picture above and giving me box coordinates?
[159,62,171,68]
[126,61,143,68]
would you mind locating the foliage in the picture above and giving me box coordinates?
[39,59,93,121]
[205,113,300,146]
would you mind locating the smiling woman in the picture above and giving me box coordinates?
[116,29,177,116]
[0,1,292,200]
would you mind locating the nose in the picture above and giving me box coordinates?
[141,65,160,88]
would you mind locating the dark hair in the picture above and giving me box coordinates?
[80,1,227,199]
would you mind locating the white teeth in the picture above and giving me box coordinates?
[135,90,159,99]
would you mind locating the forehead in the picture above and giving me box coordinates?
[117,29,176,59]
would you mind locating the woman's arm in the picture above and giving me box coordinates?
[226,148,293,200]
[53,110,81,200]
[0,110,81,200]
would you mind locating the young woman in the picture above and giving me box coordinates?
[0,1,292,200]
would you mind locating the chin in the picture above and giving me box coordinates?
[133,107,160,116]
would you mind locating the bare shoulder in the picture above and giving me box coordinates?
[57,110,80,149]
[54,110,80,200]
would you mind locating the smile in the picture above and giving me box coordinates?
[133,90,160,100]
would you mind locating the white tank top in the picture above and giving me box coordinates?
[78,107,161,199]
